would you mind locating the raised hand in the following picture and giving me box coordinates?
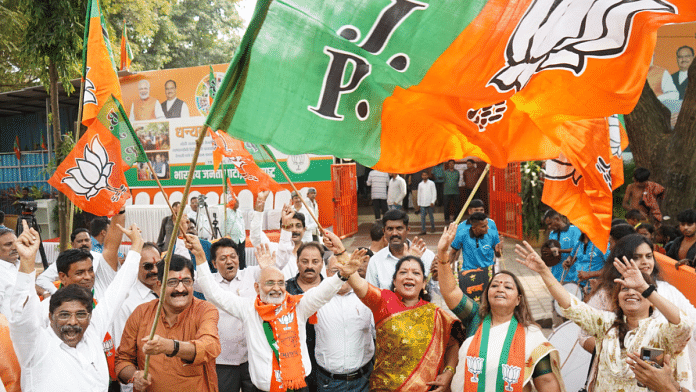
[116,223,143,252]
[16,220,40,262]
[183,233,206,265]
[514,241,549,274]
[613,256,649,291]
[406,236,426,258]
[255,243,276,269]
[281,204,294,227]
[337,248,367,278]
[322,230,345,255]
[254,191,270,212]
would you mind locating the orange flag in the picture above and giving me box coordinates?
[226,177,237,209]
[81,0,123,127]
[48,121,131,217]
[209,130,284,196]
[541,116,628,252]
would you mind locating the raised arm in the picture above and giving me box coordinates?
[515,241,571,309]
[102,209,126,271]
[323,230,369,298]
[249,191,271,247]
[437,223,464,309]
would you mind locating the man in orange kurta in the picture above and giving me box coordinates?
[115,255,221,391]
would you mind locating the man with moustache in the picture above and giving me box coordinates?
[198,238,286,392]
[36,227,101,297]
[115,254,221,392]
[365,209,435,289]
[8,221,143,391]
[129,79,165,121]
[161,80,189,118]
[313,251,375,392]
[192,230,363,392]
[285,243,327,391]
[0,228,18,316]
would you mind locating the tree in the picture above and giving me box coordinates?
[18,0,85,250]
[624,59,696,218]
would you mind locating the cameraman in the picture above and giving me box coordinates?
[18,187,34,202]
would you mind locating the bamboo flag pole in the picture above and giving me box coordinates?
[146,160,187,238]
[262,145,324,234]
[425,163,491,285]
[142,128,209,378]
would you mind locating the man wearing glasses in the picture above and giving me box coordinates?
[115,254,221,392]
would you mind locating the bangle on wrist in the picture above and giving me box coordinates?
[443,365,456,375]
[166,340,180,357]
[334,249,346,256]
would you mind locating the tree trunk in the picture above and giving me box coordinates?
[625,60,696,218]
[49,61,69,251]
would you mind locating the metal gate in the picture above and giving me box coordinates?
[331,163,358,239]
[488,163,523,240]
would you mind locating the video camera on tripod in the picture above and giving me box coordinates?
[15,200,48,269]
[17,200,38,214]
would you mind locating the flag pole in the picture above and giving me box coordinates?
[262,145,324,234]
[223,165,228,234]
[142,127,208,378]
[146,161,187,238]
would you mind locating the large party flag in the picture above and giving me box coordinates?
[81,0,122,127]
[209,130,283,195]
[48,121,130,217]
[13,136,21,161]
[206,0,696,173]
[95,95,148,169]
[120,19,134,71]
[542,116,629,251]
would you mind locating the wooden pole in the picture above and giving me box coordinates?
[262,145,324,234]
[142,127,208,378]
[146,160,187,238]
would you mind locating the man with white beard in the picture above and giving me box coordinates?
[129,79,165,121]
[189,233,363,392]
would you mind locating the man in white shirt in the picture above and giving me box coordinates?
[188,196,212,240]
[366,209,434,290]
[291,191,315,243]
[0,228,18,316]
[387,173,407,210]
[8,221,142,392]
[314,256,374,392]
[190,233,361,392]
[305,188,320,241]
[161,80,190,118]
[417,171,437,235]
[366,170,389,220]
[112,242,159,392]
[224,197,248,269]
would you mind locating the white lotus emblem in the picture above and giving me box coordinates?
[545,154,582,186]
[62,135,126,201]
[489,0,677,92]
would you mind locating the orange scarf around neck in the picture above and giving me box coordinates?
[255,294,307,391]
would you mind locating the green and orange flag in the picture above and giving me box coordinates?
[81,0,122,127]
[206,0,696,248]
[13,136,21,161]
[120,19,134,71]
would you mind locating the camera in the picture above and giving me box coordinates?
[197,194,207,208]
[17,201,38,214]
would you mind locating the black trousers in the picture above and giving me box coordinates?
[217,362,256,392]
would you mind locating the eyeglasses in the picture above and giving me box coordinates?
[166,277,194,287]
[55,311,91,321]
[143,262,156,271]
[263,280,286,288]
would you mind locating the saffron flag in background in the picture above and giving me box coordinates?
[542,116,629,252]
[41,134,47,150]
[48,121,130,217]
[13,136,21,161]
[81,0,122,127]
[120,19,134,71]
[209,130,283,196]
[224,173,237,210]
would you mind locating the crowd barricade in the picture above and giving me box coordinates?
[655,252,696,307]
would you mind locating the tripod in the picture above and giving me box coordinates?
[211,213,223,239]
[16,212,48,270]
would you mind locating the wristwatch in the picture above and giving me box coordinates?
[338,272,350,281]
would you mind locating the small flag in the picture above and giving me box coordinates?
[209,130,283,196]
[81,0,122,127]
[13,136,21,161]
[95,95,148,169]
[224,172,237,209]
[41,134,47,150]
[120,19,134,71]
[48,121,131,217]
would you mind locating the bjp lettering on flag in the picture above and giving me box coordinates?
[48,121,130,217]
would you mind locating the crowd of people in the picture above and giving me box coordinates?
[1,164,696,392]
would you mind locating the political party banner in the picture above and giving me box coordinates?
[119,64,334,189]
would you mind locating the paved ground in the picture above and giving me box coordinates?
[343,206,555,330]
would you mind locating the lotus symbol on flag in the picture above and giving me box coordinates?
[488,0,677,92]
[62,135,126,201]
[545,155,582,186]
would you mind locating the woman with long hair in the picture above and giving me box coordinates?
[515,240,693,392]
[322,231,463,392]
[436,223,564,392]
